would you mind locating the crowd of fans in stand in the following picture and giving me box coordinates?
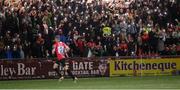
[0,0,179,59]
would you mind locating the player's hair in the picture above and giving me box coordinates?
[53,35,60,43]
[55,35,60,40]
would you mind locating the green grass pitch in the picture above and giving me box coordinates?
[0,76,180,89]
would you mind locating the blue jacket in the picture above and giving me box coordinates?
[6,50,13,60]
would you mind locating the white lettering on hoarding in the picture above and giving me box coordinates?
[18,63,36,75]
[0,63,36,76]
[0,65,16,76]
[73,62,93,70]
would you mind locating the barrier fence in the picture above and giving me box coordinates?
[0,57,109,80]
[0,56,180,80]
[110,58,180,77]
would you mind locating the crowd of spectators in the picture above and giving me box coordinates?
[0,0,179,59]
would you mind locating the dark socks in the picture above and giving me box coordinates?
[67,69,75,79]
[55,68,75,79]
[54,68,62,77]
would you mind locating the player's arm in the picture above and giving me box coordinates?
[64,43,70,53]
[64,43,70,57]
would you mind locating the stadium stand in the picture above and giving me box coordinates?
[0,0,179,59]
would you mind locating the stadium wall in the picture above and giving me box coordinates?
[0,57,109,80]
[0,56,180,80]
